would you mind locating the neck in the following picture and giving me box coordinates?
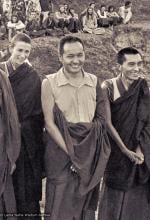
[63,68,83,79]
[9,57,23,70]
[121,73,133,90]
[9,58,17,70]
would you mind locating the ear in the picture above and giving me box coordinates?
[117,63,122,71]
[9,44,14,54]
[59,54,63,63]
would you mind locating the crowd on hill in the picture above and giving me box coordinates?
[0,0,133,41]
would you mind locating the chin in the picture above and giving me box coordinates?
[18,62,24,65]
[129,77,139,82]
[70,69,81,73]
[131,76,139,80]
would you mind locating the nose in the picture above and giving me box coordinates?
[20,52,26,59]
[72,56,79,64]
[134,64,139,72]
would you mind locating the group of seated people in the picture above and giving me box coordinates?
[0,0,133,40]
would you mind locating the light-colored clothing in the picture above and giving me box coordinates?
[7,20,25,41]
[7,20,25,30]
[103,76,123,101]
[97,10,107,18]
[44,67,110,220]
[82,15,97,29]
[2,0,12,19]
[41,11,49,21]
[46,68,97,123]
[97,10,110,27]
[54,11,69,21]
[26,0,41,21]
[82,15,105,34]
[118,6,132,24]
[106,11,119,18]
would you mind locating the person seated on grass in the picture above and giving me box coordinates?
[97,4,110,27]
[80,1,97,18]
[64,3,70,16]
[67,8,81,33]
[54,4,70,33]
[2,0,12,20]
[80,1,97,27]
[26,0,34,22]
[7,14,25,41]
[118,1,132,24]
[83,7,105,35]
[40,0,53,23]
[2,10,10,26]
[25,12,45,38]
[26,0,41,24]
[42,12,56,35]
[12,0,26,23]
[107,5,120,26]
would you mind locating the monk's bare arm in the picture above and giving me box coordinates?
[102,85,143,164]
[41,79,68,154]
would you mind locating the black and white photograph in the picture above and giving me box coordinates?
[0,0,150,219]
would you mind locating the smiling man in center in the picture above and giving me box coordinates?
[41,35,111,220]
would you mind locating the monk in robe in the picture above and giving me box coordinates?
[41,35,111,220]
[99,47,150,220]
[0,33,44,219]
[0,68,20,219]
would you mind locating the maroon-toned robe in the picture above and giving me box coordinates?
[44,100,111,220]
[0,61,44,219]
[0,68,20,219]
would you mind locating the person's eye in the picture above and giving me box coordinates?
[67,55,74,58]
[78,53,83,57]
[18,49,23,52]
[128,62,135,67]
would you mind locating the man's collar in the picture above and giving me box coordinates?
[57,68,96,87]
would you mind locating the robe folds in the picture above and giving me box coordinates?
[99,78,150,220]
[0,69,20,219]
[105,78,150,191]
[44,103,111,220]
[0,62,44,218]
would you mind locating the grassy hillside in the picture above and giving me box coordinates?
[29,24,150,84]
[52,0,150,21]
[0,1,149,83]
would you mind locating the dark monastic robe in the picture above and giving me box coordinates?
[99,78,150,220]
[105,79,150,190]
[0,61,44,219]
[44,101,111,220]
[0,69,20,219]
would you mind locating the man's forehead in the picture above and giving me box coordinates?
[13,41,31,49]
[63,42,84,53]
[124,53,142,62]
